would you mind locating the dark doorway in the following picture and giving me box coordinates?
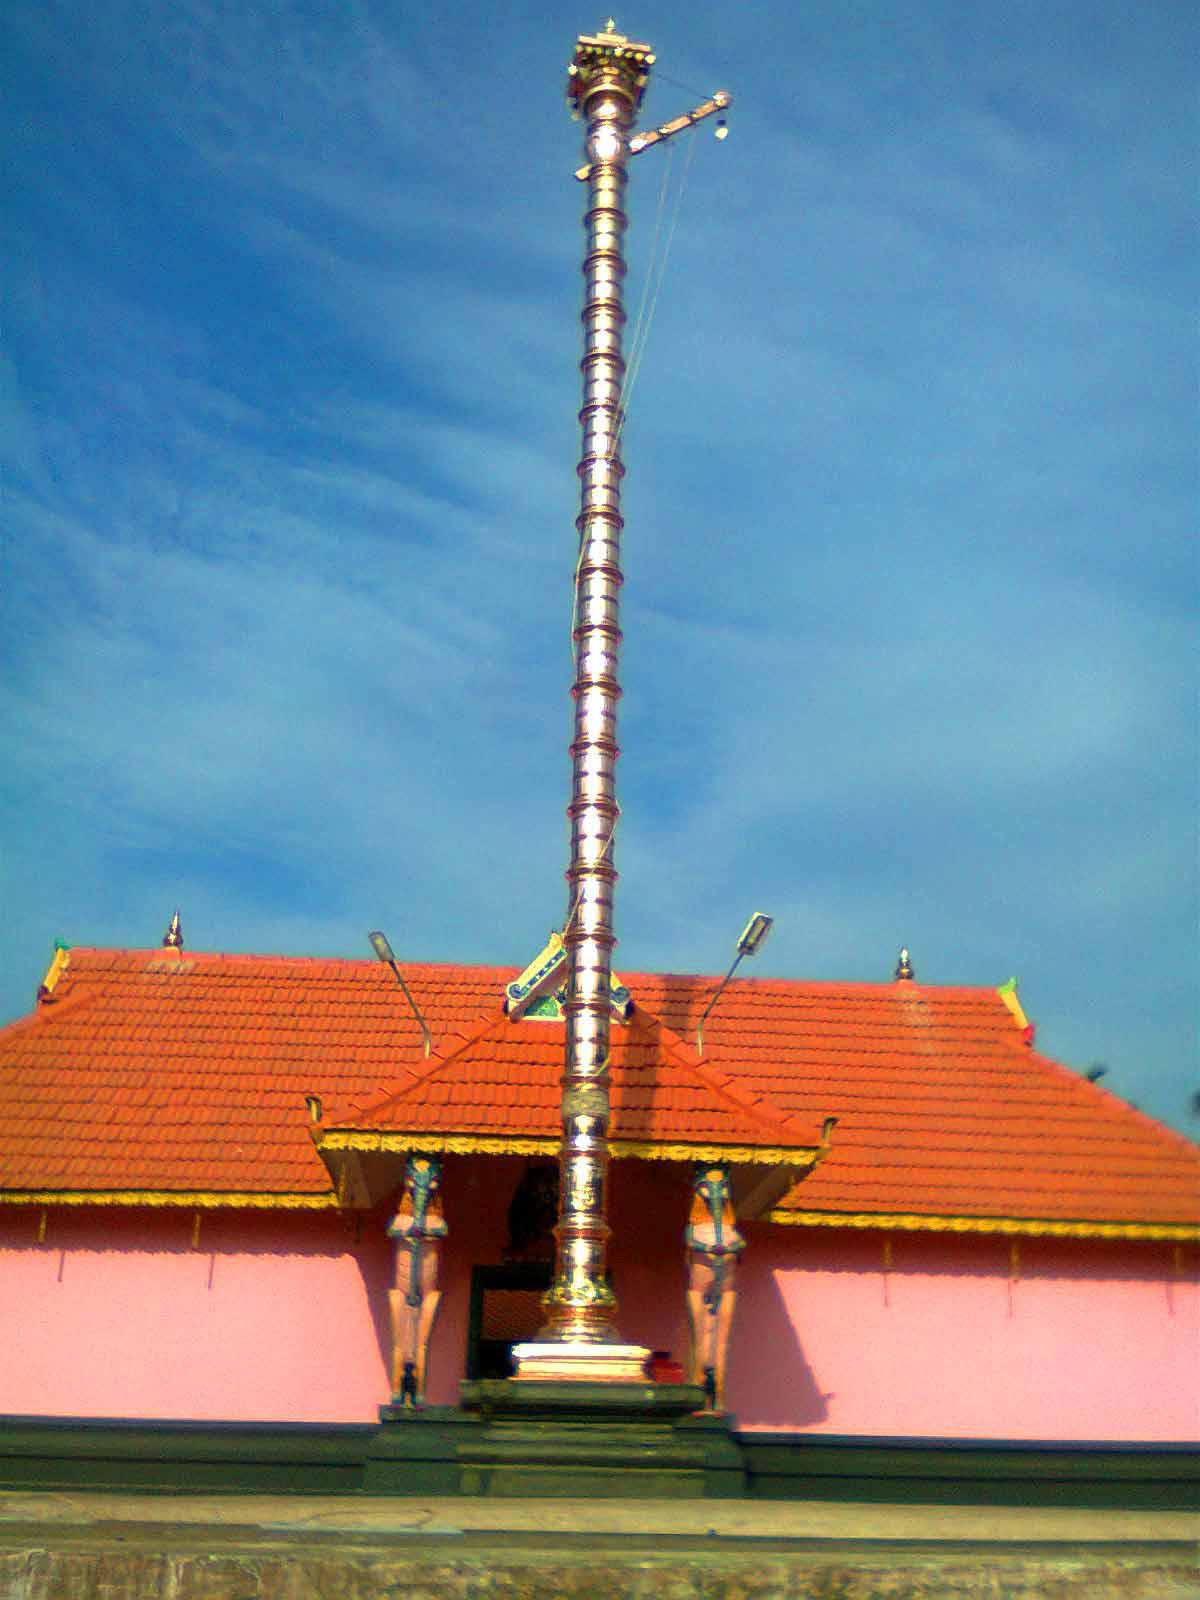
[466,1262,552,1379]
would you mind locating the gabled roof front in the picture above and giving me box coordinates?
[317,1003,825,1162]
[0,944,1196,1238]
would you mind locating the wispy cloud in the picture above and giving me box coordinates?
[3,0,1195,1131]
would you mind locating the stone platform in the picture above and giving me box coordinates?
[374,1381,741,1497]
[2,1414,1195,1509]
[0,1490,1195,1598]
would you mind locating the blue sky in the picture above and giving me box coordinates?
[3,1,1195,1132]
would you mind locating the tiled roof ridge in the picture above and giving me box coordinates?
[61,946,522,982]
[1024,1046,1200,1158]
[315,1066,425,1129]
[56,945,1022,1002]
[318,1005,509,1128]
[645,970,1010,1000]
[625,1008,823,1148]
[0,985,98,1040]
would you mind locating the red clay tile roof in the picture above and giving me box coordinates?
[0,947,499,1199]
[636,974,1200,1231]
[321,1004,819,1154]
[0,946,1195,1232]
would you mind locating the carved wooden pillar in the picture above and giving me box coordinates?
[386,1153,447,1405]
[684,1164,745,1410]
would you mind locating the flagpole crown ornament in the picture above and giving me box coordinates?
[566,24,655,121]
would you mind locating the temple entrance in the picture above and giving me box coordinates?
[466,1261,552,1379]
[464,1159,559,1378]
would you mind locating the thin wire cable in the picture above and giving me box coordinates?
[618,124,698,434]
[650,66,712,101]
[569,127,699,666]
[622,138,675,419]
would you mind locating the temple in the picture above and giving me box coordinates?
[0,22,1196,1499]
[0,935,1195,1444]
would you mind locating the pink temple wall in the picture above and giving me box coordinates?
[0,1206,392,1423]
[1,1165,1195,1440]
[729,1226,1199,1442]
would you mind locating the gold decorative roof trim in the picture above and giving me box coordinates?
[318,1129,823,1165]
[37,944,71,1001]
[767,1207,1200,1242]
[611,1140,822,1166]
[0,1189,338,1211]
[996,976,1029,1031]
[319,1131,560,1157]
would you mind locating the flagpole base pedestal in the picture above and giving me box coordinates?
[437,1376,743,1497]
[510,1341,650,1383]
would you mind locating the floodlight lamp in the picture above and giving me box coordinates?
[368,929,433,1057]
[697,913,774,1053]
[736,913,773,958]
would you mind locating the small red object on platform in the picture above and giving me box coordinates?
[646,1350,685,1383]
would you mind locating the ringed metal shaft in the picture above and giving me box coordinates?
[542,26,653,1345]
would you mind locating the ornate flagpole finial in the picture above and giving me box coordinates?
[162,910,184,950]
[894,946,914,982]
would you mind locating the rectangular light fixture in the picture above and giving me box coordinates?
[737,913,773,958]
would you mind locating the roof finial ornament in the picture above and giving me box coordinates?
[603,17,617,32]
[895,946,914,982]
[162,910,184,950]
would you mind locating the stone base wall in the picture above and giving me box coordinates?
[2,1415,1197,1508]
[2,1534,1196,1599]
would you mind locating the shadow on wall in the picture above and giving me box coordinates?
[349,1201,396,1394]
[727,1261,829,1429]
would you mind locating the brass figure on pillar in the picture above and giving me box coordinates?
[685,1165,746,1409]
[387,1154,447,1405]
